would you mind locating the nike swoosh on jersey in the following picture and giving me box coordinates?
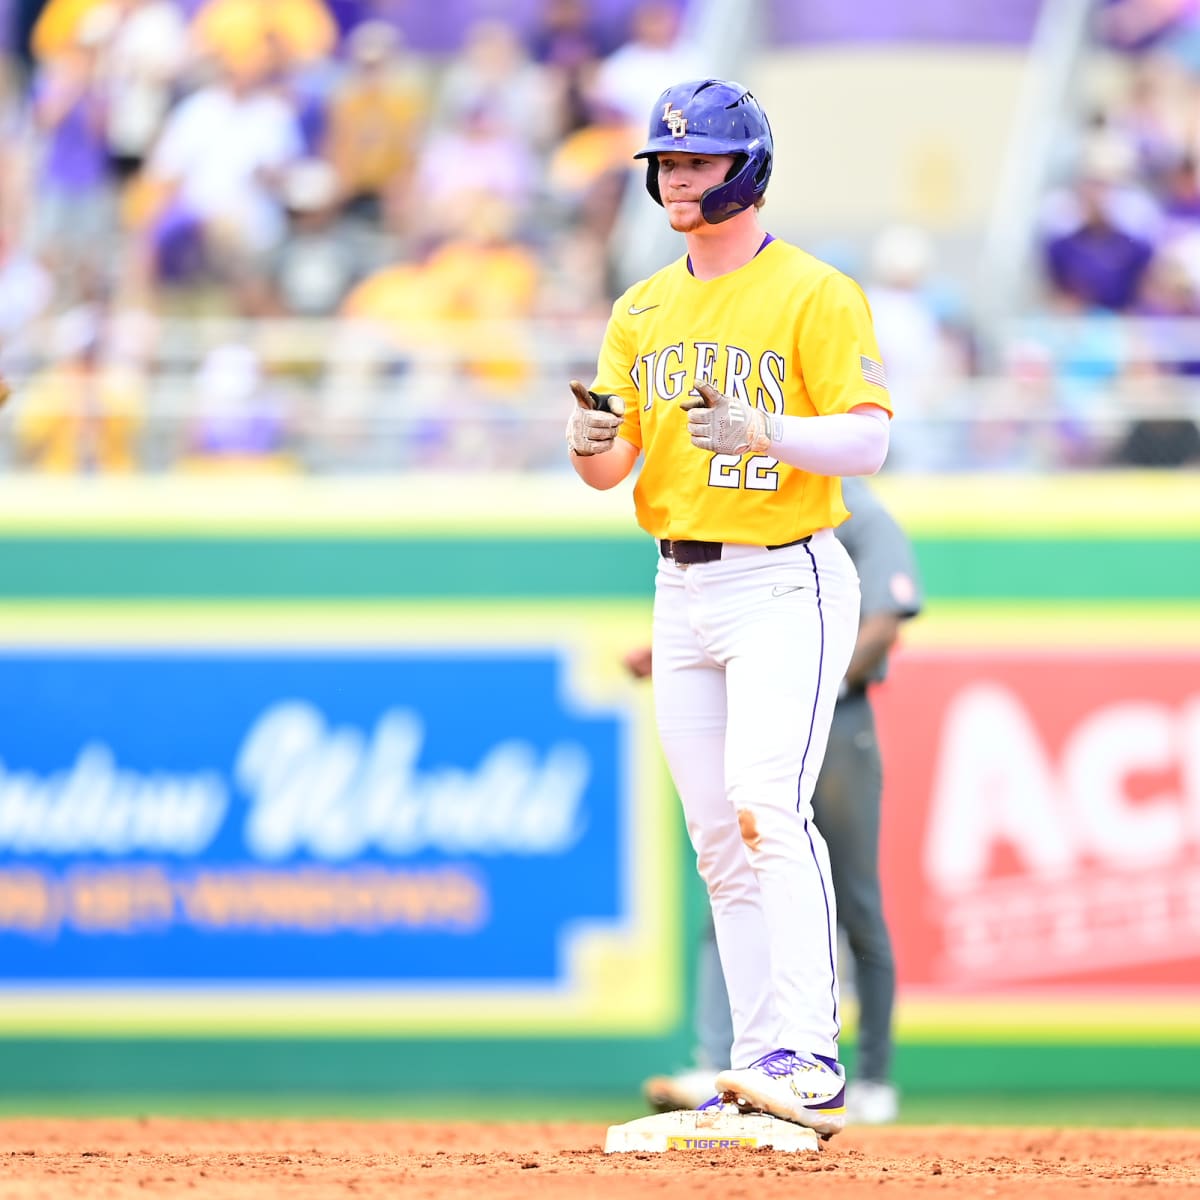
[771,585,808,597]
[628,304,660,315]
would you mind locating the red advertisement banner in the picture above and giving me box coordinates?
[874,651,1200,991]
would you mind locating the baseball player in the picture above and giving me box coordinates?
[637,476,924,1125]
[566,78,893,1138]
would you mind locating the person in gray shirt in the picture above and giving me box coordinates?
[633,476,924,1125]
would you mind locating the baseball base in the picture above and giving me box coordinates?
[604,1105,820,1153]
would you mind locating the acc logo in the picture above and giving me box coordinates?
[662,102,687,137]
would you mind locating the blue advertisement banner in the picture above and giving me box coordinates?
[0,650,625,987]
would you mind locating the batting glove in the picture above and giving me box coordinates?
[681,378,773,455]
[566,380,625,455]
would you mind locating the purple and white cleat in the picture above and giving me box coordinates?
[715,1049,846,1138]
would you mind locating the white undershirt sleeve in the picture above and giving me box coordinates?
[764,405,890,476]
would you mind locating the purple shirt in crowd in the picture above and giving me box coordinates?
[35,79,109,192]
[1044,225,1156,311]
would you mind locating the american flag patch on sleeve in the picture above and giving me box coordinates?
[860,356,888,388]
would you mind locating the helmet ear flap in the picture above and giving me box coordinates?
[698,146,770,224]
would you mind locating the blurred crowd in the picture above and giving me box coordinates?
[0,0,705,472]
[0,0,1195,475]
[1014,0,1200,469]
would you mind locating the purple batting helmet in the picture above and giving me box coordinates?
[634,78,774,224]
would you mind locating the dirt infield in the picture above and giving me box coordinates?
[1,1119,1197,1198]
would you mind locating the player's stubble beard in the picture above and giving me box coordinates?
[665,200,704,233]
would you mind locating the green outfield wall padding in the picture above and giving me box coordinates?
[918,536,1198,600]
[0,537,657,599]
[1,1039,1197,1098]
[888,1042,1200,1093]
[0,1038,688,1097]
[0,535,1193,601]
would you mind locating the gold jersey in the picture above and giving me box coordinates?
[593,239,893,544]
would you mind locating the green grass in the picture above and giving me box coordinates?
[889,1092,1200,1128]
[0,1092,1195,1128]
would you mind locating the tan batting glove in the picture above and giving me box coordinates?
[681,377,773,455]
[566,379,625,455]
[0,375,10,410]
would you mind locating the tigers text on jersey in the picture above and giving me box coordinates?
[593,239,893,545]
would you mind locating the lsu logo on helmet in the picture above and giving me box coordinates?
[663,103,687,137]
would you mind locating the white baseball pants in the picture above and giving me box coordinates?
[651,528,860,1068]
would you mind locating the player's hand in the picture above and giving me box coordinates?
[622,644,653,680]
[0,375,10,410]
[681,378,773,455]
[566,380,625,455]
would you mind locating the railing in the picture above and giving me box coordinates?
[1,316,1198,474]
